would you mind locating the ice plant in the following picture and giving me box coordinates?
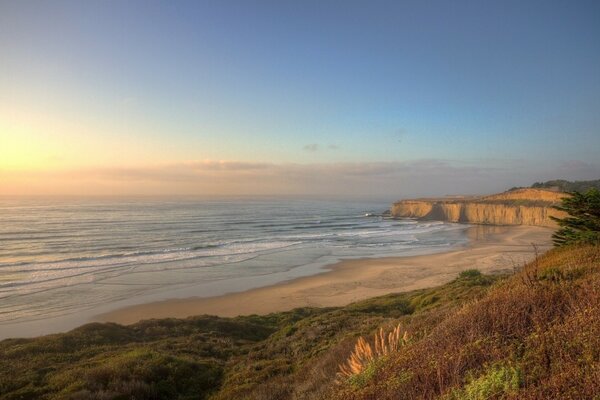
[338,323,410,380]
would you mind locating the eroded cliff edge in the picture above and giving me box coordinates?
[391,188,568,227]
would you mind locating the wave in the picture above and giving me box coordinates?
[0,199,470,325]
[0,220,459,271]
[1,240,301,273]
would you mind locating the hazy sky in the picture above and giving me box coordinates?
[1,0,599,198]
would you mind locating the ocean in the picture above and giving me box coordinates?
[0,197,469,338]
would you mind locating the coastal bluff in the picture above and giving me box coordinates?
[391,188,568,227]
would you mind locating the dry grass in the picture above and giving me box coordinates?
[337,324,410,381]
[335,245,600,400]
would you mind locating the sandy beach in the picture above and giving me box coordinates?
[95,225,553,325]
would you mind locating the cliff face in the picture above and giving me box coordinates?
[391,189,568,227]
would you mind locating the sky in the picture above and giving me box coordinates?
[1,0,599,198]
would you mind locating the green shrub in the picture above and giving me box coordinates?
[459,269,482,279]
[50,349,222,399]
[347,358,386,389]
[445,364,522,400]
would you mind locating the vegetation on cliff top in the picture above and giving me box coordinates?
[530,179,600,193]
[508,178,600,193]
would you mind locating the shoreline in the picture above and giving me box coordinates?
[95,225,553,325]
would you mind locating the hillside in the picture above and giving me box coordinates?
[1,245,598,399]
[390,188,567,227]
[336,244,600,399]
[480,188,567,202]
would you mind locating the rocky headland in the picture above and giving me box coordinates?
[391,188,568,227]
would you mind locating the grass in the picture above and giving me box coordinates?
[0,265,497,400]
[337,324,409,382]
[1,244,596,399]
[335,245,600,400]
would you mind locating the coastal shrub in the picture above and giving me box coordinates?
[457,269,496,287]
[458,269,482,279]
[346,295,413,316]
[211,277,496,400]
[531,179,600,192]
[49,349,222,399]
[0,256,533,400]
[443,364,522,400]
[346,358,386,389]
[333,245,600,400]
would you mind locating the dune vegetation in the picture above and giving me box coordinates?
[335,244,599,400]
[0,263,499,399]
[1,243,598,399]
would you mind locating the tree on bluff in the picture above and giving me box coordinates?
[551,188,600,246]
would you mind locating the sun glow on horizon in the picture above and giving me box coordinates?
[0,117,63,170]
[1,1,599,197]
[0,106,181,172]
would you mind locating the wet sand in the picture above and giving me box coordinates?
[95,225,553,325]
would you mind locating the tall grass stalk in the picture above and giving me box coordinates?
[338,324,409,380]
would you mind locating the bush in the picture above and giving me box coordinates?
[334,245,600,400]
[50,349,222,399]
[458,269,482,279]
[444,364,522,400]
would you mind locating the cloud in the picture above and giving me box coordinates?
[396,128,407,142]
[3,159,599,199]
[304,143,340,151]
[185,160,273,171]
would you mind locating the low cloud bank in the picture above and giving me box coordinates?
[2,159,599,198]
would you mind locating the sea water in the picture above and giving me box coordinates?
[0,197,469,338]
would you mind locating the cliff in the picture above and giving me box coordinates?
[391,188,568,227]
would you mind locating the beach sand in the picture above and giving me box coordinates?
[95,225,553,325]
